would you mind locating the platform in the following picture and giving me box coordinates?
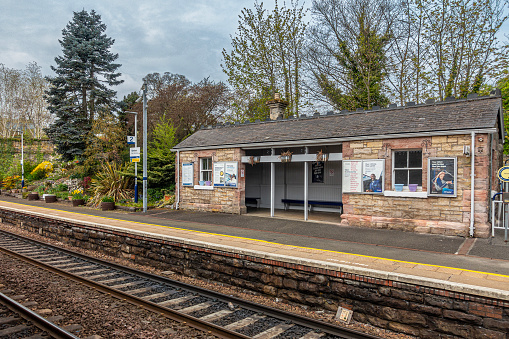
[0,196,508,301]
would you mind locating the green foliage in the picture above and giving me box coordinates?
[45,9,122,161]
[89,162,133,205]
[147,115,178,189]
[101,196,115,203]
[222,0,307,119]
[498,75,509,154]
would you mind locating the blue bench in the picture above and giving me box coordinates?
[282,199,343,214]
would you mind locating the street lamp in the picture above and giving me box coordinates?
[126,111,139,203]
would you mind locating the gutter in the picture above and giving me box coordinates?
[176,150,180,210]
[470,132,475,237]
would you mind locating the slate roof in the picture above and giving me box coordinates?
[173,96,503,150]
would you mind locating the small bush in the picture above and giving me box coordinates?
[101,196,114,203]
[30,161,53,180]
[2,176,20,190]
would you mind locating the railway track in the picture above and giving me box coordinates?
[0,229,380,339]
[0,290,80,339]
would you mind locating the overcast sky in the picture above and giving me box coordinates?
[2,1,508,102]
[0,0,283,99]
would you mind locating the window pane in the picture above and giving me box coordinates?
[394,151,407,168]
[202,158,211,170]
[203,171,211,182]
[409,170,422,185]
[394,170,408,185]
[408,150,422,168]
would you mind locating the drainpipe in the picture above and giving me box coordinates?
[176,150,180,209]
[470,132,475,237]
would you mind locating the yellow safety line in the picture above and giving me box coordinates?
[3,201,509,279]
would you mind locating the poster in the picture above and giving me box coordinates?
[312,162,324,183]
[182,163,193,186]
[213,162,238,188]
[225,162,238,187]
[342,160,362,193]
[213,162,225,186]
[362,160,384,193]
[428,158,456,197]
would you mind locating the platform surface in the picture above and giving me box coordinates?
[1,196,508,300]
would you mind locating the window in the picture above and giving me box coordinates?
[393,150,422,186]
[200,158,212,181]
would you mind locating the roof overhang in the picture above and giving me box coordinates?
[171,128,497,152]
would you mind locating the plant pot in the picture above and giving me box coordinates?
[394,184,404,192]
[44,194,57,203]
[101,201,115,211]
[205,181,211,186]
[280,155,292,163]
[408,184,418,192]
[27,193,39,201]
[72,199,85,207]
[199,181,205,186]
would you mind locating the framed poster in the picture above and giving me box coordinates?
[362,160,384,193]
[342,160,362,193]
[213,162,238,188]
[224,162,238,187]
[312,162,324,183]
[213,162,225,186]
[428,157,457,197]
[182,163,194,186]
[343,159,384,193]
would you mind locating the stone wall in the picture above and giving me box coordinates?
[341,134,497,238]
[1,209,507,339]
[177,148,246,214]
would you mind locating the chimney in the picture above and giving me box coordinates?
[266,93,288,120]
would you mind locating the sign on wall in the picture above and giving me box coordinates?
[342,159,384,193]
[312,162,324,183]
[428,158,457,197]
[213,161,238,188]
[182,163,194,186]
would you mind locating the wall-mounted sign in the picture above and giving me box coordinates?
[213,162,238,188]
[342,159,384,193]
[312,162,324,183]
[428,157,457,197]
[497,166,509,182]
[182,163,194,186]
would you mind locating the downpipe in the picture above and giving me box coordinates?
[470,132,475,237]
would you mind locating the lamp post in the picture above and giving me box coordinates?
[143,82,148,213]
[126,111,138,203]
[20,127,24,189]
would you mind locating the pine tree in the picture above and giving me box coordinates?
[45,9,122,161]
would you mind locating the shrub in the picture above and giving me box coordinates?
[55,183,68,192]
[89,162,133,205]
[2,176,20,190]
[30,161,53,180]
[71,188,84,200]
[101,196,114,203]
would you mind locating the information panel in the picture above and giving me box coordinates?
[342,160,362,193]
[428,157,457,197]
[182,163,194,186]
[312,162,324,183]
[342,159,384,193]
[213,162,238,188]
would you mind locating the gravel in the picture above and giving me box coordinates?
[0,222,414,338]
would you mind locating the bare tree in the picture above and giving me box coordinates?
[0,62,51,138]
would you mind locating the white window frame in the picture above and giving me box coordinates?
[392,149,423,187]
[200,158,212,182]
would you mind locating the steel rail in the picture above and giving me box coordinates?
[0,292,80,339]
[0,228,381,339]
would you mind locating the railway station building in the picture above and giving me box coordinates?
[172,92,505,238]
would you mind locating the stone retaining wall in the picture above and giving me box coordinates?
[1,209,507,338]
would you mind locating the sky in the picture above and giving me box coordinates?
[0,0,281,99]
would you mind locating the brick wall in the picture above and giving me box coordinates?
[177,148,246,214]
[341,134,496,237]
